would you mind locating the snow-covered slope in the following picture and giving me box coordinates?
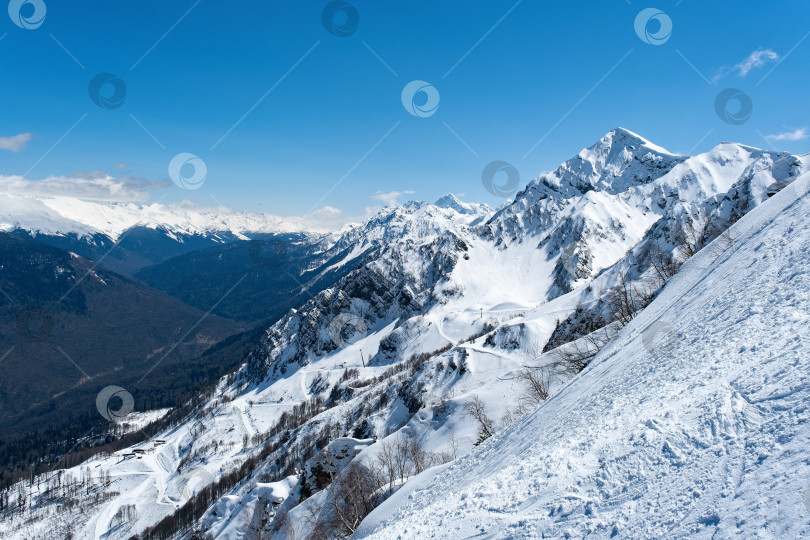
[358,173,810,538]
[482,130,802,296]
[0,194,495,540]
[0,130,804,540]
[530,126,688,197]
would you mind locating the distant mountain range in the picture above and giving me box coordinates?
[0,195,317,275]
[0,194,311,241]
[0,128,806,540]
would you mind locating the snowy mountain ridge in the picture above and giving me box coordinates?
[0,129,806,540]
[525,126,688,197]
[0,190,493,245]
[0,194,313,241]
[359,170,810,539]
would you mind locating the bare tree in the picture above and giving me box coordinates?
[429,429,458,465]
[406,437,430,475]
[519,365,552,404]
[551,323,619,375]
[647,242,680,286]
[296,433,457,537]
[551,338,594,375]
[295,492,334,540]
[375,439,397,492]
[449,429,458,461]
[372,435,416,492]
[327,463,382,536]
[392,437,411,484]
[464,396,495,444]
[277,516,296,540]
[674,213,710,259]
[702,227,738,261]
[609,272,657,327]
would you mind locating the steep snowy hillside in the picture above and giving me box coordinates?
[483,129,801,297]
[0,194,494,540]
[0,130,803,540]
[244,198,492,384]
[359,173,810,538]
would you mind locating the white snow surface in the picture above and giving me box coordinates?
[0,131,804,540]
[358,173,810,539]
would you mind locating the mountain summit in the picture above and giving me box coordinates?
[1,130,805,540]
[527,127,688,197]
[434,193,491,216]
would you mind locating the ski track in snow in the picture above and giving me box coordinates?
[234,404,257,439]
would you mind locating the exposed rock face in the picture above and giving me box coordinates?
[247,130,804,383]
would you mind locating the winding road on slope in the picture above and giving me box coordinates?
[234,403,258,439]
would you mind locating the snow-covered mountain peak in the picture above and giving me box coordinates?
[5,130,808,540]
[433,193,491,216]
[478,132,803,298]
[344,197,492,248]
[602,126,677,156]
[525,128,688,198]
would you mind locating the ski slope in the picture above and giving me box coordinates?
[358,174,810,538]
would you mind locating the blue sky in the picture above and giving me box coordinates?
[1,0,809,225]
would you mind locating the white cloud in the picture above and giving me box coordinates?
[736,49,779,76]
[270,205,349,231]
[372,190,416,207]
[268,205,352,232]
[0,133,32,152]
[0,172,170,202]
[114,162,129,169]
[712,49,780,83]
[766,128,808,142]
[308,206,342,219]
